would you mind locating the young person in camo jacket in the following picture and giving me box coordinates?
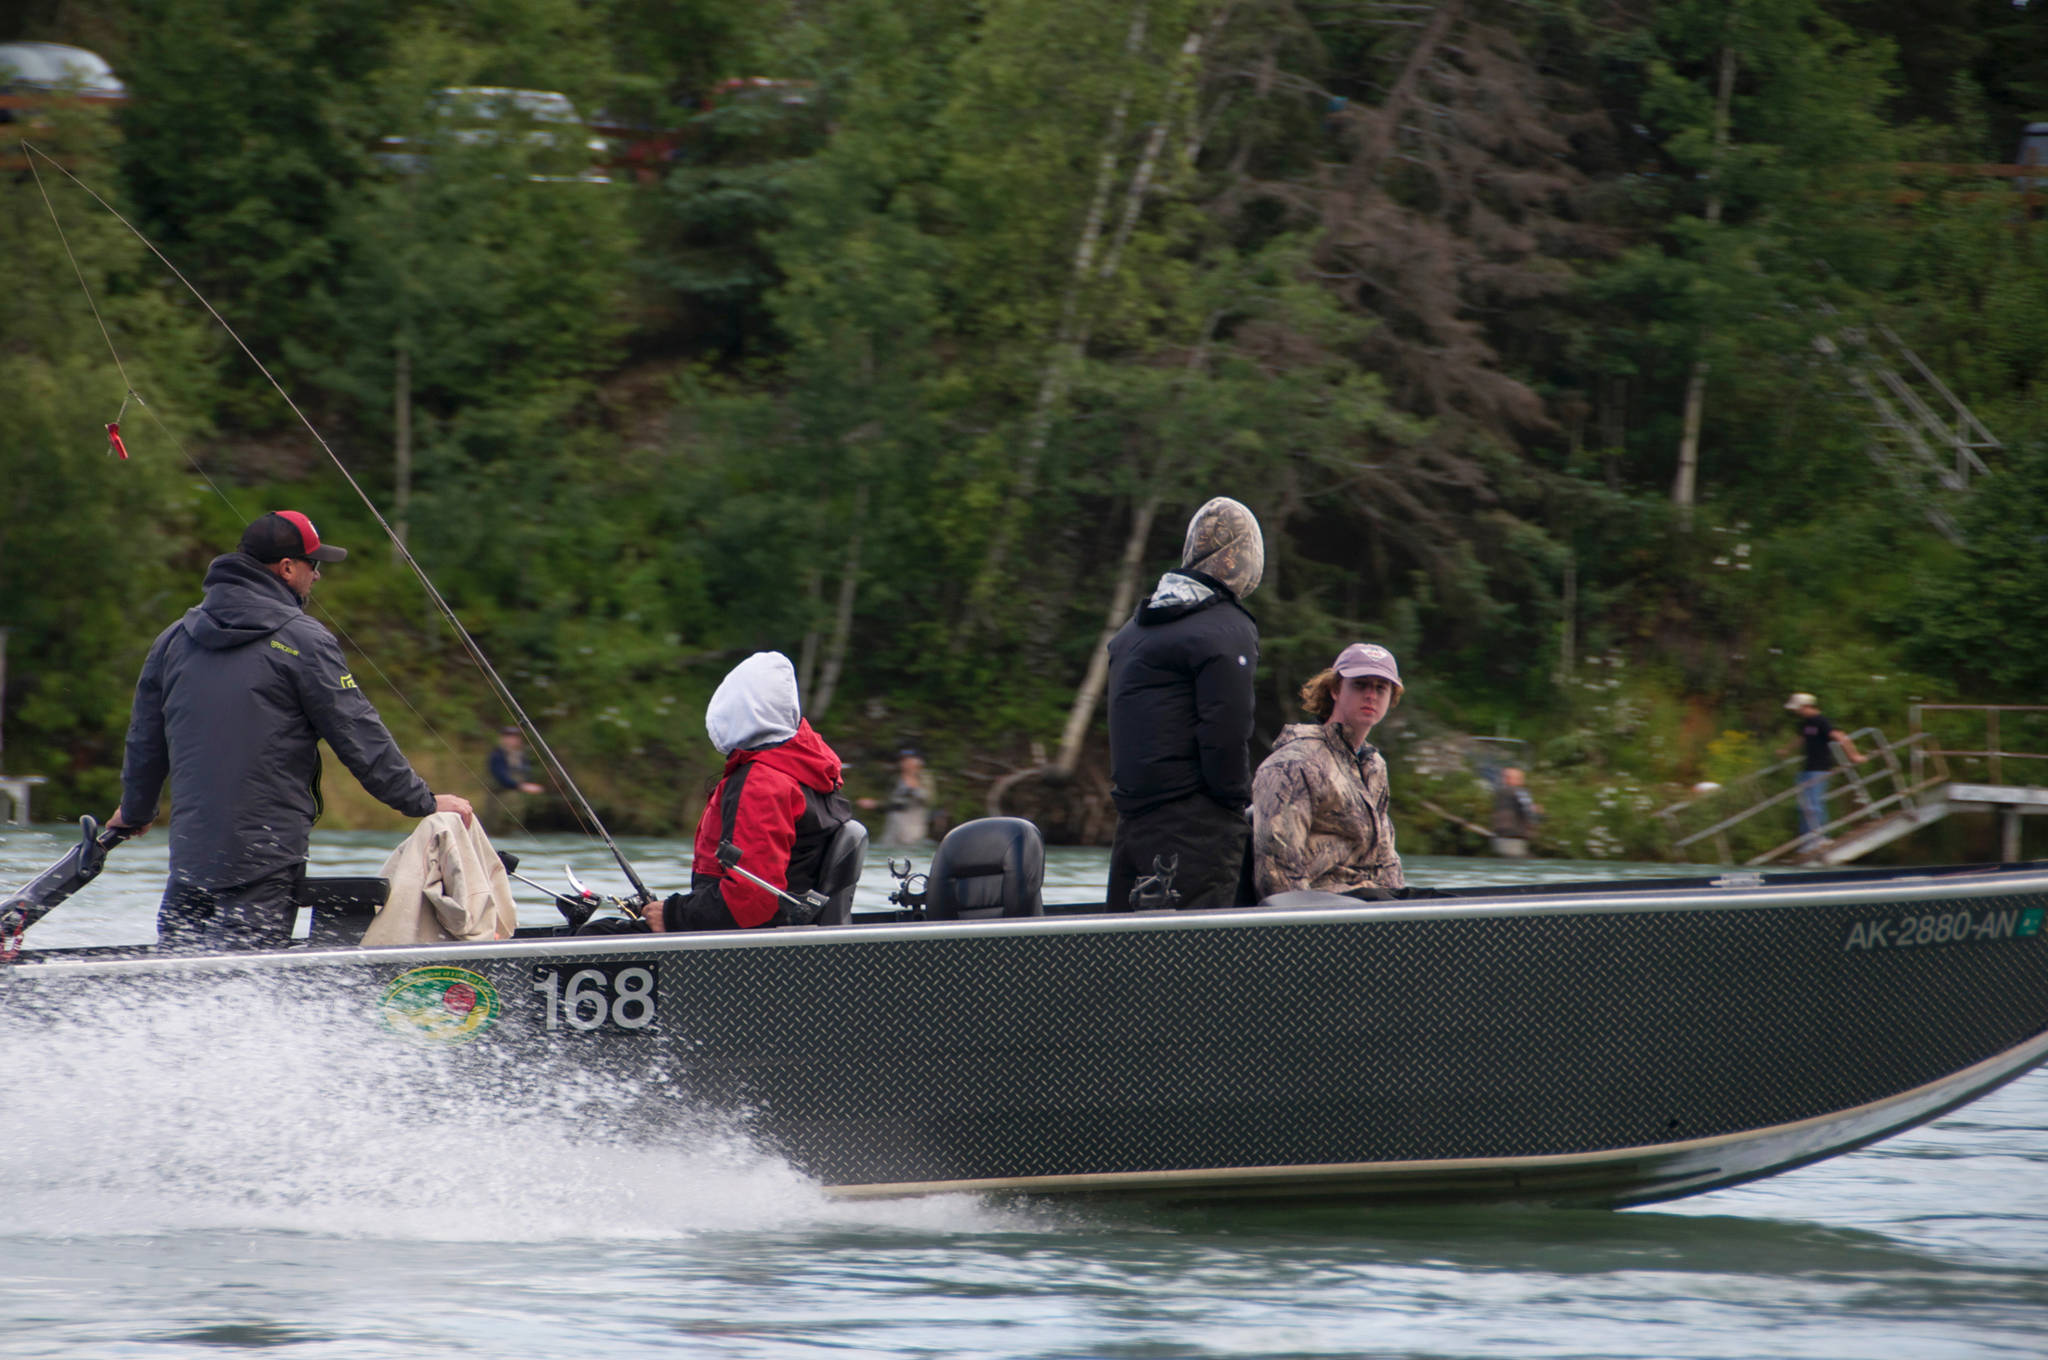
[1251,643,1407,901]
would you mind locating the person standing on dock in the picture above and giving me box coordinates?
[1105,496,1263,911]
[109,511,473,951]
[1780,691,1867,851]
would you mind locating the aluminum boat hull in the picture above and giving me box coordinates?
[8,862,2047,1207]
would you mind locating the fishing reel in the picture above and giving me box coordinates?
[497,850,647,933]
[887,857,928,917]
[1130,852,1181,910]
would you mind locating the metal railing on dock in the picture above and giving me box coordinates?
[1658,705,2048,865]
[1657,728,1939,865]
[1907,703,2048,788]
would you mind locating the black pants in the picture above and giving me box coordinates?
[158,864,304,952]
[1107,793,1251,912]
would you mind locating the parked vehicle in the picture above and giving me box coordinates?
[0,41,127,101]
[372,86,610,183]
[0,40,127,138]
[0,41,128,174]
[587,78,824,182]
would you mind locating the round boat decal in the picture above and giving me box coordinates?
[378,966,500,1043]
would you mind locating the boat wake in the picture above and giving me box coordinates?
[5,972,1040,1242]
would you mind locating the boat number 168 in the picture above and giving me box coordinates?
[531,963,659,1033]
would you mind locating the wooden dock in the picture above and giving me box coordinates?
[1798,781,2048,866]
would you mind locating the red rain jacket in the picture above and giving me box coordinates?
[683,719,848,928]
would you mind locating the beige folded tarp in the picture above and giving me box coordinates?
[362,811,518,946]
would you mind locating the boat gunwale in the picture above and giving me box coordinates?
[10,860,2048,979]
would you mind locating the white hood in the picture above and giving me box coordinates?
[705,651,802,754]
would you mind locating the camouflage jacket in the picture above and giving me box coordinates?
[1250,722,1404,898]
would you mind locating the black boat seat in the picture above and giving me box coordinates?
[300,877,392,947]
[926,817,1044,920]
[809,819,868,926]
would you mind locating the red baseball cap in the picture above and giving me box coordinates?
[239,510,347,563]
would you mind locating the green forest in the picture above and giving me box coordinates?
[5,0,2048,864]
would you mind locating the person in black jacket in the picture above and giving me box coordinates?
[1104,496,1263,911]
[110,511,473,951]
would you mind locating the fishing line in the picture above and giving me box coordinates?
[28,140,577,845]
[21,140,652,905]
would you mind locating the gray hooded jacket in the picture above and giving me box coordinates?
[120,552,436,888]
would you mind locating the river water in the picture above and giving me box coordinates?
[2,827,2044,1359]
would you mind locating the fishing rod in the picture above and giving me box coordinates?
[494,849,625,931]
[21,141,655,909]
[496,845,827,932]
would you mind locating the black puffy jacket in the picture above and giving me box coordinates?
[120,553,437,888]
[1105,569,1260,817]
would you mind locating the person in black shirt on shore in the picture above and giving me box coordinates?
[1779,691,1866,850]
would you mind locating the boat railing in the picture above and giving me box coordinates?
[1659,728,1944,865]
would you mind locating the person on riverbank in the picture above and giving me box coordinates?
[859,748,933,844]
[636,651,851,933]
[482,722,548,835]
[1250,643,1405,900]
[1491,766,1542,858]
[1105,496,1263,911]
[1779,691,1867,850]
[489,725,544,795]
[109,511,473,951]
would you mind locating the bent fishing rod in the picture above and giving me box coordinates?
[22,140,655,909]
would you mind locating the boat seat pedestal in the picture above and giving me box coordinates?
[299,877,391,947]
[809,819,868,926]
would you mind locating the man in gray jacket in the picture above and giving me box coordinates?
[111,511,472,950]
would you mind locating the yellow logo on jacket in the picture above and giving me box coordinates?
[378,966,500,1043]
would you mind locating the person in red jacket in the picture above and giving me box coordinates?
[647,651,851,932]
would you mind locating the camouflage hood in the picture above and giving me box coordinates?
[1180,496,1263,600]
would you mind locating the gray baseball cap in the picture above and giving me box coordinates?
[1334,642,1403,698]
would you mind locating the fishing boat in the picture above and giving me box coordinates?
[20,149,2045,1213]
[7,814,2046,1209]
